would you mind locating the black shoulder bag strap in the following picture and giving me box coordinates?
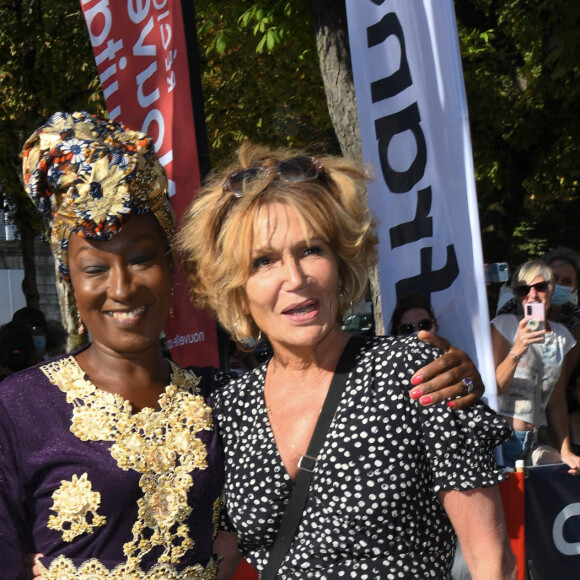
[260,336,363,580]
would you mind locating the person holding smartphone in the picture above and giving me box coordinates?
[491,260,580,472]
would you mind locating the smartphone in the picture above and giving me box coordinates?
[526,302,545,335]
[485,262,509,284]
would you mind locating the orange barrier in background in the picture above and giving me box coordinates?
[499,471,526,580]
[231,558,258,580]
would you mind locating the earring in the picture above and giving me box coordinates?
[78,318,85,335]
[233,320,262,352]
[238,330,262,353]
[338,286,354,314]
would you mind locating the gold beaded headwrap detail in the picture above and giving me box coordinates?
[22,111,175,281]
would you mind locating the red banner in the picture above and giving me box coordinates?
[79,0,219,368]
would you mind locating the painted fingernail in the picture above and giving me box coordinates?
[410,389,422,399]
[411,375,423,386]
[447,400,455,409]
[419,395,432,405]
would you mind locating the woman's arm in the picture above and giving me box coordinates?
[562,324,580,385]
[439,486,516,580]
[409,331,484,409]
[491,325,518,396]
[546,356,580,475]
[213,531,242,580]
[411,321,546,407]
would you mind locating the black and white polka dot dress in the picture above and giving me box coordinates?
[213,335,511,579]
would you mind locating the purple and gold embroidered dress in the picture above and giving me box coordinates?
[0,353,224,579]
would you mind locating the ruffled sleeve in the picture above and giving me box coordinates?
[387,337,512,493]
[419,400,512,493]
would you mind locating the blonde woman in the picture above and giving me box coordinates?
[179,144,516,579]
[492,260,580,472]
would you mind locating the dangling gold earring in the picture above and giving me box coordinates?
[78,319,85,335]
[338,285,353,318]
[233,319,262,352]
[238,330,262,353]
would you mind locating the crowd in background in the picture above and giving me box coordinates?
[0,306,67,381]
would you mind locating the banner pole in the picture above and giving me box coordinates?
[179,0,210,179]
[178,0,230,371]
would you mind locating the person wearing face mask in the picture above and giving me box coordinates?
[544,247,580,308]
[0,321,35,380]
[498,248,580,389]
[12,306,48,363]
[498,249,580,340]
[542,248,580,387]
[491,260,580,471]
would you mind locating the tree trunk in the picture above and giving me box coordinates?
[309,0,385,333]
[309,0,361,162]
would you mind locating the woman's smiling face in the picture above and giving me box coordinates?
[242,202,342,354]
[67,214,173,357]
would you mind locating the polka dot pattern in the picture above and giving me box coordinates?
[213,336,511,578]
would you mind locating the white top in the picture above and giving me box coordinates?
[492,313,575,426]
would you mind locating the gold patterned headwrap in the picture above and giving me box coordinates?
[22,111,175,281]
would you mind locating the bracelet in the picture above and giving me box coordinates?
[509,349,523,362]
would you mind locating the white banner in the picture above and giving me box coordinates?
[346,0,496,405]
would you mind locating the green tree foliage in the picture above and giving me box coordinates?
[0,0,103,207]
[455,0,580,264]
[194,0,339,165]
[198,0,580,265]
[2,0,580,294]
[0,0,103,307]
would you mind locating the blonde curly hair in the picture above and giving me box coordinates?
[178,143,378,342]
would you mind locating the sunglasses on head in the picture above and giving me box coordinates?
[514,281,550,297]
[223,156,323,198]
[398,318,434,336]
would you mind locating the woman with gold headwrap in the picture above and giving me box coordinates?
[0,112,224,579]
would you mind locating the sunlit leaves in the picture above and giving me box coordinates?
[194,0,337,165]
[456,0,580,262]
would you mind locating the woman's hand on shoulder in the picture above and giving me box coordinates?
[408,330,484,410]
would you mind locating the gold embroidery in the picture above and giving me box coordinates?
[212,493,225,539]
[36,554,219,580]
[41,357,213,571]
[48,473,106,541]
